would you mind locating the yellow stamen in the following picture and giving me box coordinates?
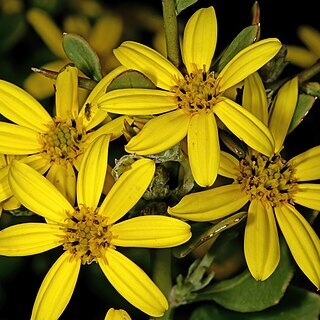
[237,151,299,207]
[40,118,86,164]
[61,205,113,265]
[172,68,220,114]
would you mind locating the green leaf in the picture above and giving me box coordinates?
[217,25,260,72]
[194,237,295,312]
[175,0,198,15]
[288,93,316,134]
[62,33,103,81]
[190,286,320,320]
[107,70,156,92]
[301,82,320,98]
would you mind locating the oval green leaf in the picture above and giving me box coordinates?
[175,0,199,15]
[62,33,103,81]
[217,25,260,72]
[194,236,295,312]
[288,93,316,134]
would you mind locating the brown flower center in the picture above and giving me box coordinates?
[237,151,299,207]
[172,68,220,114]
[40,118,86,164]
[61,205,112,264]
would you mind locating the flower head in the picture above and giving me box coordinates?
[168,73,320,289]
[0,65,128,205]
[0,135,191,319]
[98,6,281,187]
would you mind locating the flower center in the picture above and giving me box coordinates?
[40,118,86,164]
[237,151,299,207]
[173,68,220,114]
[62,205,112,264]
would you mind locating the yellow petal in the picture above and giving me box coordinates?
[2,195,20,211]
[105,308,131,320]
[244,200,280,281]
[286,45,318,68]
[298,25,320,57]
[218,151,239,179]
[21,154,51,174]
[168,183,249,221]
[98,248,168,317]
[77,135,110,209]
[0,165,11,202]
[294,183,320,211]
[113,41,183,90]
[288,145,320,181]
[9,160,73,223]
[213,98,274,156]
[63,15,90,38]
[79,66,126,130]
[99,158,155,225]
[46,162,76,206]
[182,6,217,73]
[55,65,79,119]
[0,123,43,155]
[125,110,190,155]
[27,8,65,58]
[0,80,53,132]
[0,223,63,256]
[32,252,81,320]
[187,112,219,187]
[274,204,320,289]
[86,116,131,145]
[89,15,123,55]
[269,77,298,153]
[98,88,177,115]
[23,60,67,100]
[110,216,191,247]
[218,38,282,92]
[242,72,268,125]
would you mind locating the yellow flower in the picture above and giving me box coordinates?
[286,25,320,68]
[0,65,128,205]
[168,73,320,289]
[105,308,131,320]
[0,135,191,319]
[24,7,123,99]
[98,6,281,187]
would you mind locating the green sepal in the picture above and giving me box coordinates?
[106,70,156,92]
[190,286,320,320]
[194,236,295,312]
[62,33,103,81]
[216,25,260,72]
[175,0,199,15]
[288,93,316,134]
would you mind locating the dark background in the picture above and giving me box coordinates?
[0,0,319,319]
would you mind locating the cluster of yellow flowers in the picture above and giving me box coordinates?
[0,4,319,320]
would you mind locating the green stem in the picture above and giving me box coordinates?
[161,0,182,69]
[298,59,320,84]
[150,248,175,320]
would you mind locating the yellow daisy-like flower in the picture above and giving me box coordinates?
[168,73,320,289]
[105,308,131,320]
[286,25,320,68]
[24,7,123,99]
[0,65,128,205]
[0,135,191,319]
[98,6,282,188]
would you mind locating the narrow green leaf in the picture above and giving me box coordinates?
[175,0,198,15]
[190,286,320,320]
[194,237,295,312]
[62,33,103,81]
[217,25,260,72]
[106,70,156,91]
[288,93,316,134]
